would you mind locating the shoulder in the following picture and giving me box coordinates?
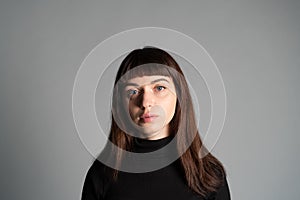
[81,159,112,200]
[85,159,113,183]
[87,159,106,175]
[206,177,231,200]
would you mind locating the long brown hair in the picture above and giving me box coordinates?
[103,47,226,198]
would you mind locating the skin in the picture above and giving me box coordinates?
[123,75,177,140]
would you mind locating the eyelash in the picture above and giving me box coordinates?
[126,86,166,97]
[127,89,138,96]
[155,86,166,91]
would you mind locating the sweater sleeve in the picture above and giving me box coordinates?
[81,160,107,200]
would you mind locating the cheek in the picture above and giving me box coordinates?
[128,101,139,118]
[164,97,177,117]
[128,102,134,115]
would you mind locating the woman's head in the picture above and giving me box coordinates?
[111,47,194,141]
[122,74,177,140]
[105,47,225,198]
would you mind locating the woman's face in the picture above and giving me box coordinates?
[123,75,177,140]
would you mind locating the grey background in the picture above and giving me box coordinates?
[1,0,299,199]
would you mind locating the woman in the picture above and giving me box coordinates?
[81,47,231,200]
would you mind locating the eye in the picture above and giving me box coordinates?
[155,86,166,91]
[127,89,139,97]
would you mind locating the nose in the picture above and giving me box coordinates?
[140,88,154,109]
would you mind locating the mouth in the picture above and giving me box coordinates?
[139,113,158,123]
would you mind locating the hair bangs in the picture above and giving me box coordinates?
[119,63,175,83]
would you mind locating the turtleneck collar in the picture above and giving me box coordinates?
[133,135,174,153]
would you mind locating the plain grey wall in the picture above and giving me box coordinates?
[1,0,299,199]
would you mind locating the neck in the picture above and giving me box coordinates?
[140,126,170,140]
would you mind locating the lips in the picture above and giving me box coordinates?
[139,113,158,123]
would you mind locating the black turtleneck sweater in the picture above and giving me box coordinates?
[81,136,231,200]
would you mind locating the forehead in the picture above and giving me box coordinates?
[125,75,173,86]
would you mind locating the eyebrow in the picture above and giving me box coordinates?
[151,78,170,84]
[124,78,170,87]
